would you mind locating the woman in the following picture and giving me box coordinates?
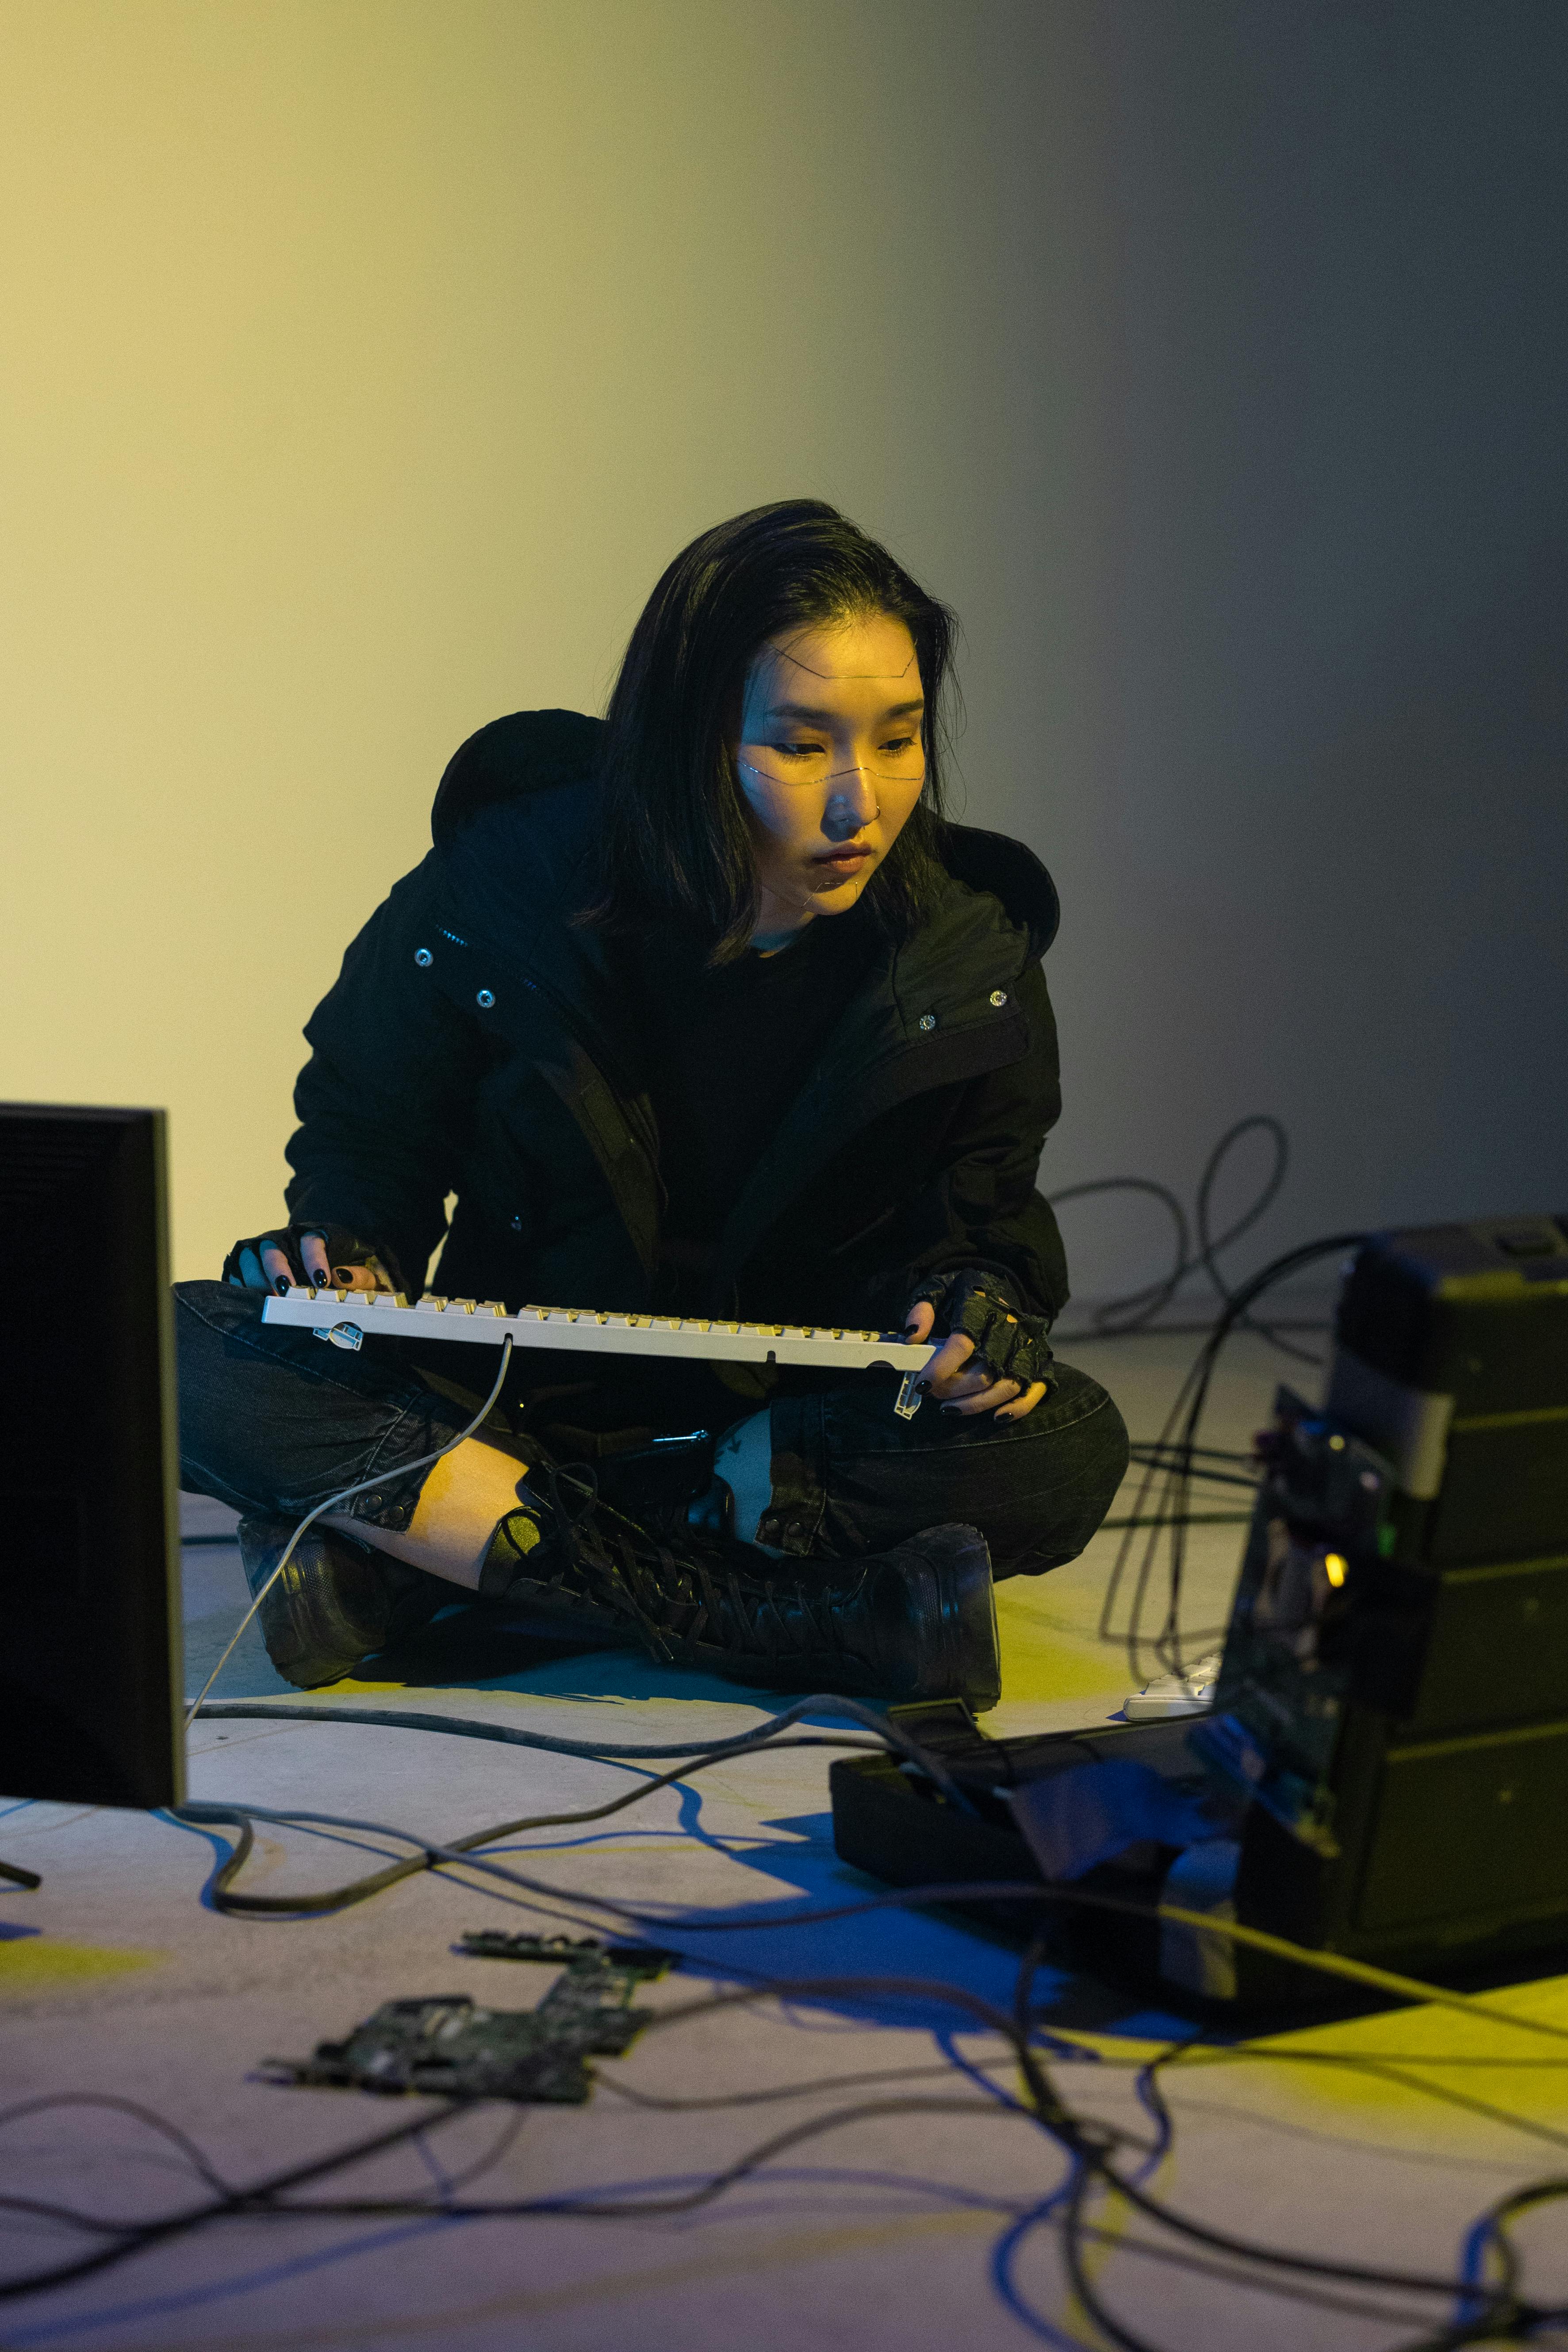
[177,501,1129,1706]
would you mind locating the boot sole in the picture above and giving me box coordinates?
[906,1523,1001,1711]
[238,1519,388,1691]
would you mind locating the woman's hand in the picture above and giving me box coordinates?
[222,1222,399,1296]
[902,1273,1055,1423]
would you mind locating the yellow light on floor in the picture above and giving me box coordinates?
[1323,1552,1348,1587]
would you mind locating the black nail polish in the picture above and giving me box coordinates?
[274,1274,291,1295]
[333,1267,353,1285]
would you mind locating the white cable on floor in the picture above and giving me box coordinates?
[183,1335,515,1728]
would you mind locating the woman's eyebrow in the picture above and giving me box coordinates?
[763,696,925,722]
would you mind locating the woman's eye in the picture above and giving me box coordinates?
[774,741,824,761]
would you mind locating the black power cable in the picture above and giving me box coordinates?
[162,1796,1568,2054]
[1048,1114,1313,1354]
[4,1975,1557,2343]
[175,1734,883,1917]
[25,1167,1555,2337]
[1420,2176,1568,2349]
[1096,1231,1365,1681]
[10,1765,1568,2341]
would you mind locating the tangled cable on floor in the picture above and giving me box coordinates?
[1049,1112,1323,1365]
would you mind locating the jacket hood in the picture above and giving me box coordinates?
[431,707,1060,957]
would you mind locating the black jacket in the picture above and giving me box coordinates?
[284,710,1070,1328]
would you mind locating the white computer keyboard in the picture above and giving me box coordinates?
[261,1287,938,1416]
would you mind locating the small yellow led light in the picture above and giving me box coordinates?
[1323,1552,1348,1587]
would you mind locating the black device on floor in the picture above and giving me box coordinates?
[0,1105,184,1807]
[831,1213,1568,2006]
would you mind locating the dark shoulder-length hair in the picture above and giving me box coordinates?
[587,499,958,958]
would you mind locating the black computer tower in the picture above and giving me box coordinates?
[832,1214,1568,2003]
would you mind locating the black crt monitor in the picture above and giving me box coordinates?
[0,1105,184,1807]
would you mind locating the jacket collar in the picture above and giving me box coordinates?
[431,744,1053,1290]
[435,785,1039,1084]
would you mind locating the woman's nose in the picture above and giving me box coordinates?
[824,763,881,829]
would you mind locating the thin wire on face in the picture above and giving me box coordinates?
[769,641,920,680]
[737,752,912,794]
[737,757,890,809]
[740,638,926,791]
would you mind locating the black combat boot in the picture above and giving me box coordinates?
[481,1466,1002,1710]
[237,1517,452,1691]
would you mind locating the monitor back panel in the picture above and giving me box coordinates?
[0,1105,184,1807]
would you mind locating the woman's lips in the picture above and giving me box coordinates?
[812,847,872,869]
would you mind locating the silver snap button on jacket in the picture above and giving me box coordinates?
[918,1012,937,1032]
[414,948,433,967]
[476,989,495,1009]
[989,989,1008,1007]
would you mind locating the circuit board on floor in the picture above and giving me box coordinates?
[263,1937,675,2103]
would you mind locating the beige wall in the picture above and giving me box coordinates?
[3,1,1563,1298]
[0,0,1112,1282]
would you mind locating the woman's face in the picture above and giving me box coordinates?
[734,611,926,948]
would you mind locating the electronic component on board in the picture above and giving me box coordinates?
[459,1930,676,1973]
[263,1936,673,2103]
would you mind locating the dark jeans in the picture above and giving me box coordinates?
[174,1282,1129,1581]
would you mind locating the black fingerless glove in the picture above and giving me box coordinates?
[905,1268,1056,1391]
[222,1221,405,1293]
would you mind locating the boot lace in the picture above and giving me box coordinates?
[505,1465,863,1669]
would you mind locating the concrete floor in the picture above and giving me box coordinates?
[3,1328,1566,2351]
